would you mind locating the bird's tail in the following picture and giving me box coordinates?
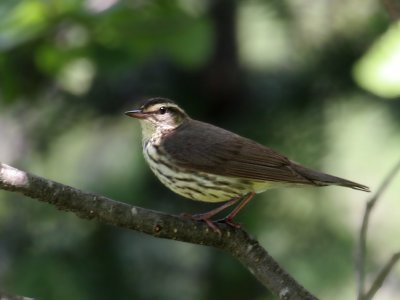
[292,163,370,192]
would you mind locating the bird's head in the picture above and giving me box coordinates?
[125,98,188,141]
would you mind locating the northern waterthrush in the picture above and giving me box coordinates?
[125,98,369,229]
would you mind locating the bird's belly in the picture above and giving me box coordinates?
[143,145,254,202]
[158,171,247,202]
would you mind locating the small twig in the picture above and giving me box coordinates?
[0,162,317,300]
[356,159,400,300]
[364,252,400,300]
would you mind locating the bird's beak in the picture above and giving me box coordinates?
[124,109,148,119]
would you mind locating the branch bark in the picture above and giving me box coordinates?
[0,162,317,300]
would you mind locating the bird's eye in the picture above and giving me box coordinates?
[159,106,167,114]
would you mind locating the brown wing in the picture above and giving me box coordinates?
[161,119,370,191]
[161,119,313,185]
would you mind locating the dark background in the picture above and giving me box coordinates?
[1,0,400,299]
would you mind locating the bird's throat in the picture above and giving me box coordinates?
[140,120,175,147]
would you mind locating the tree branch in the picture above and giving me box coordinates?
[356,159,400,300]
[364,252,400,300]
[0,163,317,300]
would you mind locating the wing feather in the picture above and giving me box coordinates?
[161,119,312,185]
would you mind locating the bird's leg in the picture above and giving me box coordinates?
[217,192,255,228]
[181,197,240,232]
[190,197,239,221]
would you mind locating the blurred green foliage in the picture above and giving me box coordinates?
[1,1,400,300]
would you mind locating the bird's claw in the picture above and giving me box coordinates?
[216,218,242,229]
[180,212,222,234]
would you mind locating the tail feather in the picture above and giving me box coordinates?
[292,163,370,192]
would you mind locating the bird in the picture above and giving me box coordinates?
[125,97,369,230]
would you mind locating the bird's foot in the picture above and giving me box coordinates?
[216,218,242,229]
[179,197,244,234]
[180,212,221,234]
